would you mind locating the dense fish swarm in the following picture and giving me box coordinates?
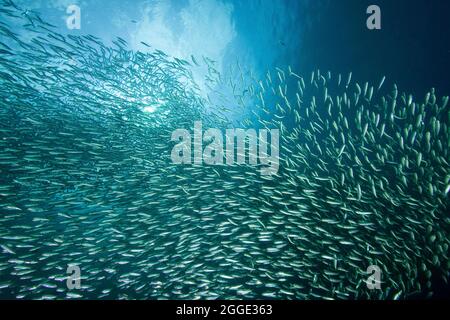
[0,0,449,299]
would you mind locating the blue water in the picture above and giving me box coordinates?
[22,0,450,96]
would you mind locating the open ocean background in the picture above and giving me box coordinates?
[20,0,450,98]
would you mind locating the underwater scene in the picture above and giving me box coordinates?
[0,0,449,300]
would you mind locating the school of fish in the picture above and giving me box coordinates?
[0,0,449,299]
